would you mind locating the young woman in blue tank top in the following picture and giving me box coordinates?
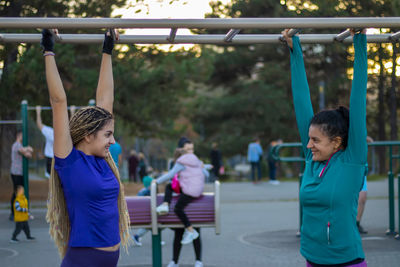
[42,29,131,267]
[282,29,368,267]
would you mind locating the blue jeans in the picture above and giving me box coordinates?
[250,161,262,182]
[268,161,277,181]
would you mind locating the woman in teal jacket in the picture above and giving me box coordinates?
[282,29,368,267]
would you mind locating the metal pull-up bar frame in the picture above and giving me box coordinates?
[1,17,400,44]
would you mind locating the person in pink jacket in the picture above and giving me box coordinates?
[156,137,210,267]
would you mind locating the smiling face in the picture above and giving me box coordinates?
[86,119,115,157]
[183,142,194,154]
[307,124,342,162]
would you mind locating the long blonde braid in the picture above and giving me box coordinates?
[46,106,131,258]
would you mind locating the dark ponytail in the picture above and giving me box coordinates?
[310,106,349,149]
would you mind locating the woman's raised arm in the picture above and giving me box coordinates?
[96,30,119,114]
[282,29,314,156]
[42,29,72,158]
[347,29,368,163]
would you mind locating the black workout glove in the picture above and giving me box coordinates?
[41,29,55,52]
[102,31,114,55]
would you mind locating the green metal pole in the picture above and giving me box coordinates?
[397,174,400,240]
[21,100,29,201]
[297,171,303,238]
[152,231,162,267]
[387,145,395,235]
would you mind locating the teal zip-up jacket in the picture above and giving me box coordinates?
[290,34,367,265]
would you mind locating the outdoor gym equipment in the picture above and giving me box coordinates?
[0,100,95,201]
[1,17,400,44]
[126,180,221,267]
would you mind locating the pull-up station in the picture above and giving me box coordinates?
[1,17,400,44]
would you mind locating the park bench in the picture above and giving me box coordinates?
[125,180,221,267]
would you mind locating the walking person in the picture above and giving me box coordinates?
[247,137,263,183]
[128,149,139,182]
[282,28,368,266]
[156,137,209,267]
[42,29,131,266]
[10,185,35,243]
[138,152,148,181]
[267,139,282,185]
[36,105,54,178]
[9,131,33,221]
[210,142,223,182]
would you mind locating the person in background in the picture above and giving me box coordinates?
[267,139,282,185]
[9,131,33,221]
[132,176,153,246]
[109,140,122,168]
[357,136,374,234]
[36,105,54,178]
[157,137,209,267]
[247,137,263,184]
[210,142,223,182]
[10,185,35,243]
[138,152,148,182]
[128,149,139,182]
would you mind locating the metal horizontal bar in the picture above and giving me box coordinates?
[27,106,87,111]
[0,120,22,124]
[0,33,393,44]
[2,17,400,29]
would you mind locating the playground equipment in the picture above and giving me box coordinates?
[126,180,220,267]
[1,100,95,201]
[2,17,400,44]
[272,141,400,240]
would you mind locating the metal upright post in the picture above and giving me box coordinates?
[21,100,29,201]
[396,173,400,239]
[150,181,162,267]
[297,171,303,238]
[387,145,395,234]
[152,233,162,267]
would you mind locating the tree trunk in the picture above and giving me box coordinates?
[389,43,398,141]
[377,45,386,174]
[389,42,398,172]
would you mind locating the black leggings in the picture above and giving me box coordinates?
[173,228,201,263]
[164,184,196,228]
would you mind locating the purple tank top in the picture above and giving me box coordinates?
[54,147,120,247]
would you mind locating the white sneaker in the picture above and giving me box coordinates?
[269,180,280,185]
[156,203,169,215]
[167,260,179,267]
[194,260,203,267]
[132,235,142,247]
[181,229,199,245]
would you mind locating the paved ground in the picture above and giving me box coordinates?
[1,179,399,267]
